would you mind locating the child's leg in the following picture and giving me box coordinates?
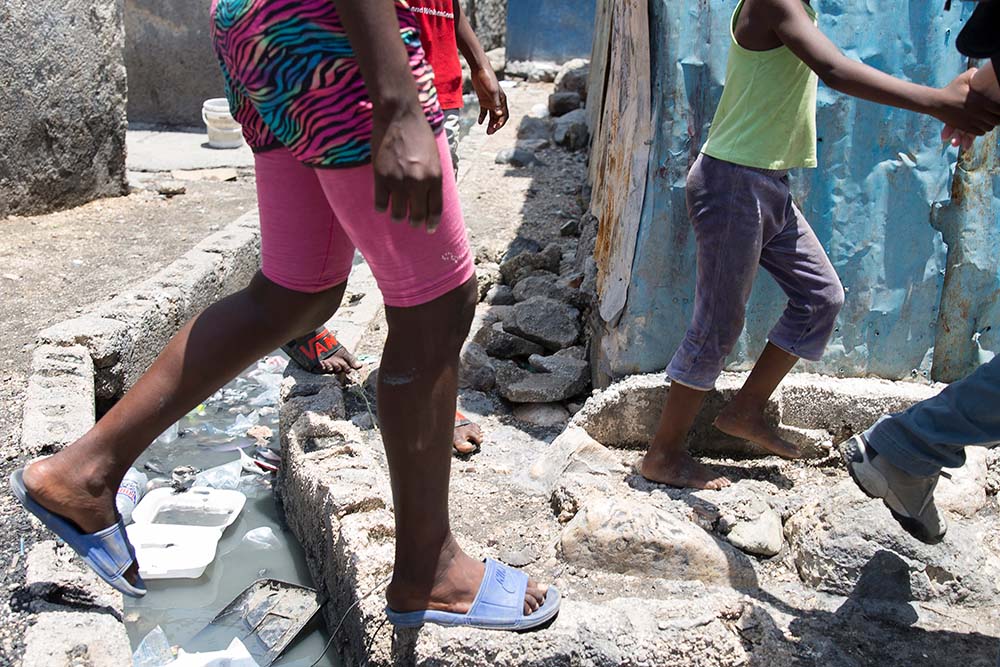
[21,148,355,586]
[718,199,844,456]
[643,155,783,489]
[317,132,548,616]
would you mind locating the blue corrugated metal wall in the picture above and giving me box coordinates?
[594,0,1000,384]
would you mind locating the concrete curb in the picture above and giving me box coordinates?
[17,212,261,666]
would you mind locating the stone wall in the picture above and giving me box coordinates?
[0,0,128,218]
[124,0,225,128]
[462,0,508,51]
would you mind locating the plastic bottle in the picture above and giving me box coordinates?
[116,467,148,524]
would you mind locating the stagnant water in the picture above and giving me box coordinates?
[123,355,340,667]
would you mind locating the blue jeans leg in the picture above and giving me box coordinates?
[864,355,1000,476]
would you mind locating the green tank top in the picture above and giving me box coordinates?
[701,0,819,170]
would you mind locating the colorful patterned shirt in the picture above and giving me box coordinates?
[211,0,445,168]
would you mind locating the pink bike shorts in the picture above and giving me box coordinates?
[254,132,474,308]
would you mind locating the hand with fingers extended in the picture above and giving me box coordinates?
[471,65,509,135]
[371,107,444,233]
[942,62,1000,150]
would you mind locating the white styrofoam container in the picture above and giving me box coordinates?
[126,523,221,580]
[132,487,246,535]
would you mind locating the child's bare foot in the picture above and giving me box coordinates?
[640,451,731,490]
[317,345,360,374]
[714,404,801,459]
[452,420,483,455]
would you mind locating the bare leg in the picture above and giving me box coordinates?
[714,342,801,459]
[379,277,545,616]
[641,382,730,490]
[452,419,483,455]
[22,273,347,583]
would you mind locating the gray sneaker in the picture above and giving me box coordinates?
[839,434,948,545]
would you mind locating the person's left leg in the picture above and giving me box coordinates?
[442,108,462,177]
[716,199,844,458]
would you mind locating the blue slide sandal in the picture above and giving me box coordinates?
[10,468,147,597]
[385,558,560,631]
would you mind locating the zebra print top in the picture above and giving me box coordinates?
[210,0,445,168]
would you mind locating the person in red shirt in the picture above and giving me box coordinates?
[280,1,509,454]
[409,0,509,171]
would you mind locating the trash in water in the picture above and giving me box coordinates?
[194,460,243,489]
[239,448,278,475]
[189,403,208,418]
[133,487,246,533]
[226,411,261,437]
[157,422,181,445]
[255,447,280,463]
[126,523,222,580]
[185,579,321,667]
[257,356,288,373]
[147,477,173,492]
[170,638,260,667]
[132,624,175,667]
[117,467,149,524]
[246,425,273,446]
[171,466,200,492]
[144,458,167,475]
[241,527,281,551]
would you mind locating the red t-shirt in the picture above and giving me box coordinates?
[408,1,464,110]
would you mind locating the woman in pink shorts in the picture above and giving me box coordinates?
[12,0,558,632]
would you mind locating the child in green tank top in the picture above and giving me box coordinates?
[641,0,1000,491]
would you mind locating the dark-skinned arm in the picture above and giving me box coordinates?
[453,0,509,133]
[762,0,1000,136]
[334,0,442,230]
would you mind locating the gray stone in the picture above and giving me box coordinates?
[484,284,515,306]
[505,297,580,350]
[505,59,560,82]
[494,147,540,167]
[934,448,989,517]
[785,481,1000,606]
[515,115,553,142]
[461,0,507,51]
[725,507,784,558]
[516,138,550,152]
[560,218,580,237]
[554,108,590,150]
[25,541,122,615]
[458,341,496,392]
[548,91,583,116]
[561,496,757,588]
[21,345,95,457]
[125,0,226,127]
[2,0,127,217]
[475,261,501,300]
[494,353,589,403]
[501,236,545,264]
[476,321,544,359]
[22,610,131,667]
[555,58,591,101]
[499,244,563,285]
[512,272,581,306]
[512,402,570,427]
[524,425,625,495]
[36,316,129,369]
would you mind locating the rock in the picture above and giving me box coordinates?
[554,108,590,150]
[501,236,544,263]
[494,147,539,167]
[495,353,589,404]
[548,91,583,116]
[726,508,784,557]
[555,345,588,360]
[561,496,757,588]
[560,218,580,237]
[37,316,129,368]
[485,46,506,74]
[935,448,989,517]
[476,321,544,359]
[498,544,539,567]
[505,297,580,350]
[516,138,550,152]
[513,402,570,427]
[499,243,562,285]
[22,611,131,667]
[484,284,515,305]
[25,540,123,615]
[506,59,560,82]
[458,341,496,391]
[512,272,581,306]
[784,481,1000,606]
[475,261,501,300]
[525,425,625,495]
[516,115,553,142]
[155,180,187,196]
[555,58,591,101]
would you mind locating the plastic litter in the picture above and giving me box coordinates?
[226,411,260,437]
[171,466,199,492]
[241,527,281,551]
[257,356,288,373]
[185,579,321,667]
[170,638,260,667]
[194,460,243,490]
[132,625,175,667]
[133,487,246,534]
[157,422,181,445]
[126,523,222,580]
[239,448,278,475]
[116,467,148,524]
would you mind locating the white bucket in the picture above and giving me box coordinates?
[202,97,244,149]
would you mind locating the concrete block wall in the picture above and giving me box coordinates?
[0,0,128,217]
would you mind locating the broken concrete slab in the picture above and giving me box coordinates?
[25,541,123,616]
[126,129,254,172]
[553,108,590,150]
[504,297,580,351]
[20,345,95,457]
[459,341,496,392]
[554,58,591,101]
[21,610,131,667]
[476,321,545,359]
[495,353,589,404]
[498,243,562,285]
[548,91,583,116]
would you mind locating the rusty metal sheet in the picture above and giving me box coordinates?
[589,0,651,326]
